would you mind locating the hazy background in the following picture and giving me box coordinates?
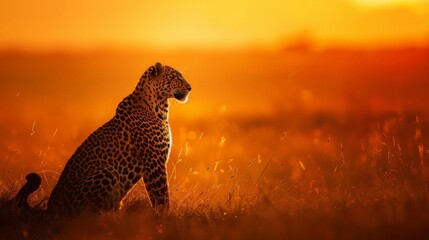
[1,0,429,50]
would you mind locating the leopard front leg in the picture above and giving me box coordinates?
[142,160,169,210]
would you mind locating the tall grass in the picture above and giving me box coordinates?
[0,113,428,239]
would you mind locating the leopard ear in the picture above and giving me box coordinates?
[151,62,163,78]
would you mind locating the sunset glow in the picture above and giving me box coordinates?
[354,0,427,7]
[0,0,428,50]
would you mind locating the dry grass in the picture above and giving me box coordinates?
[1,113,429,239]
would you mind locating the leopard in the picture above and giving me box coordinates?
[16,62,191,218]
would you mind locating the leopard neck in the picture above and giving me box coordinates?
[150,95,170,122]
[126,82,169,122]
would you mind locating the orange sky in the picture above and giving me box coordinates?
[0,0,429,50]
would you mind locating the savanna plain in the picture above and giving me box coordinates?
[0,48,428,239]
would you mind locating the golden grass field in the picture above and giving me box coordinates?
[0,48,428,239]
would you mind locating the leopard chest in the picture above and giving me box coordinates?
[132,119,171,164]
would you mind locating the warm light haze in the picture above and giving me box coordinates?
[1,0,429,50]
[1,1,429,239]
